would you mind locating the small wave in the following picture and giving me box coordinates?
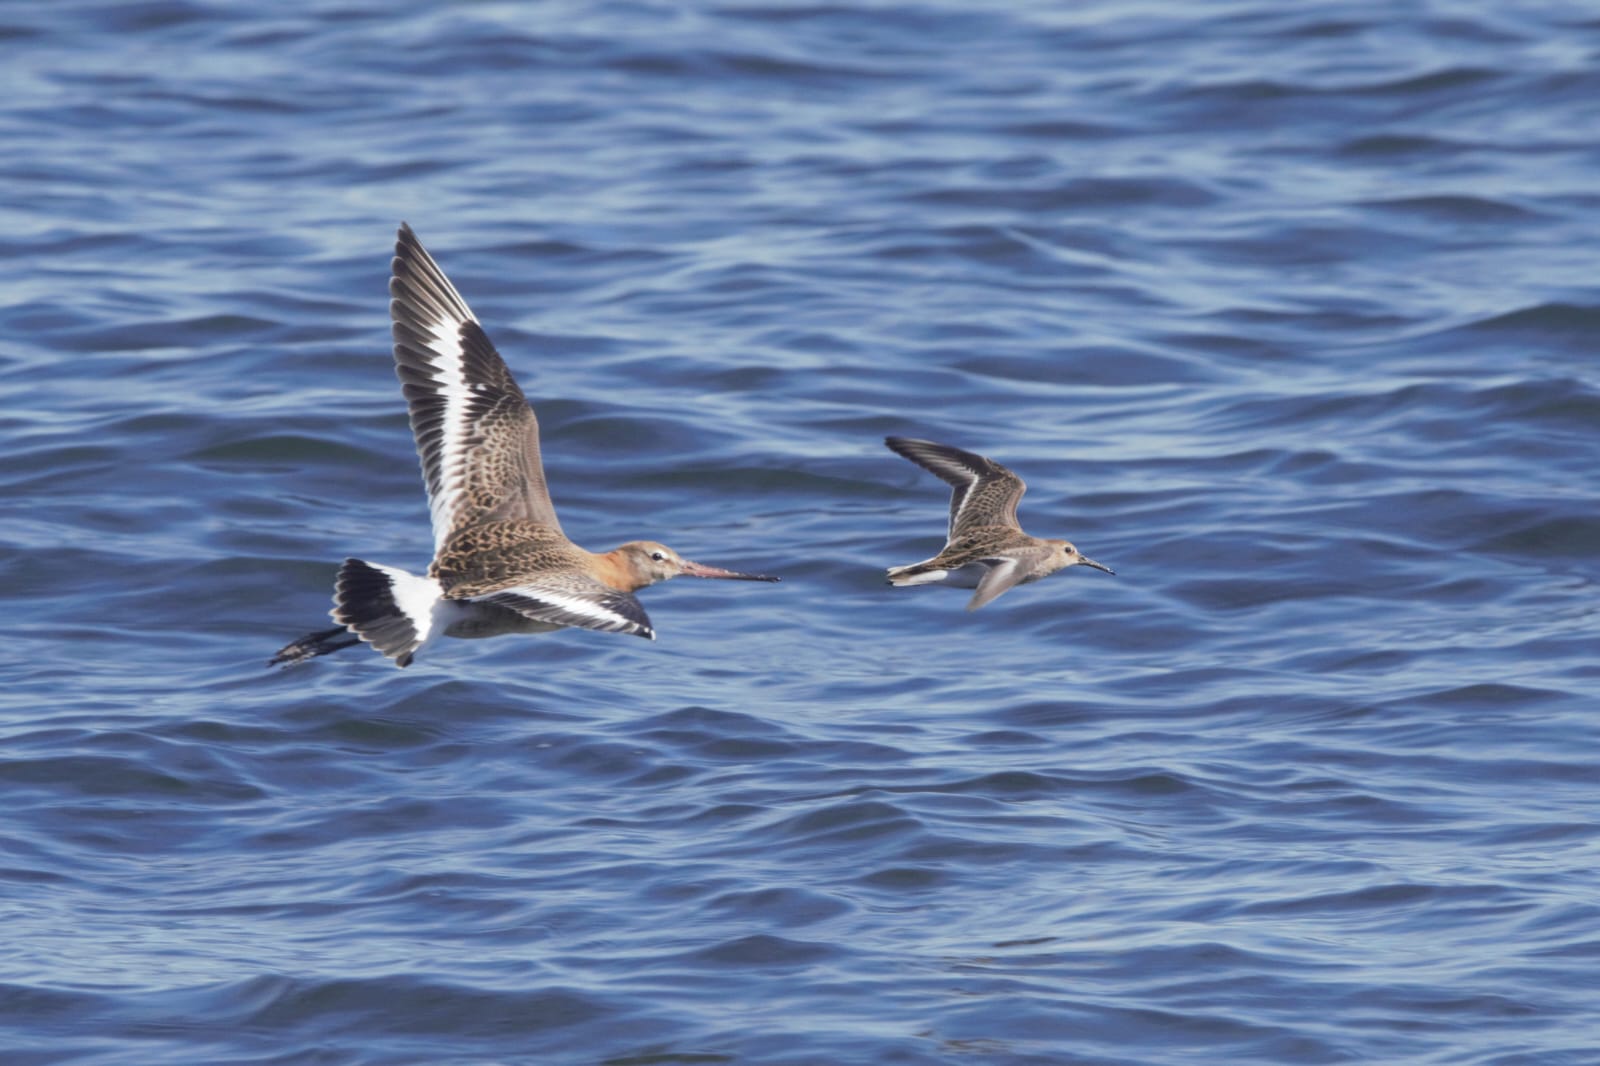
[1357,194,1545,223]
[912,176,1218,212]
[1455,301,1600,337]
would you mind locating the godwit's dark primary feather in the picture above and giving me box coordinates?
[271,225,777,669]
[391,222,562,550]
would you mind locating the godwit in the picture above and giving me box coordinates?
[884,436,1113,610]
[272,224,778,668]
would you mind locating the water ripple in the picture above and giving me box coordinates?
[1,1,1598,1064]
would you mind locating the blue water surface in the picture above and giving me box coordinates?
[2,2,1598,1063]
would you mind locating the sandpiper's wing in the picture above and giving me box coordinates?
[468,574,656,641]
[391,223,561,553]
[886,437,1027,541]
[964,543,1057,610]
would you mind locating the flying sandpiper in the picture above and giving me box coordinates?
[884,436,1112,610]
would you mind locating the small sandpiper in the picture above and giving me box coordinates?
[272,224,778,668]
[884,436,1113,610]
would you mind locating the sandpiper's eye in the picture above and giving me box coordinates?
[650,551,666,561]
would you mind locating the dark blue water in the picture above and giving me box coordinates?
[4,2,1598,1063]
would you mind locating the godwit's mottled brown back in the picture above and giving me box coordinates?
[391,223,562,552]
[431,520,589,593]
[433,519,656,639]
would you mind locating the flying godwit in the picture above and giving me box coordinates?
[884,436,1113,610]
[272,224,778,668]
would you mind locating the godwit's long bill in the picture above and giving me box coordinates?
[884,436,1112,610]
[272,224,778,668]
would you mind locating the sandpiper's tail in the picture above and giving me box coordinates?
[885,560,947,587]
[271,559,438,668]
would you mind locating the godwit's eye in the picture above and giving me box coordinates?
[651,551,666,561]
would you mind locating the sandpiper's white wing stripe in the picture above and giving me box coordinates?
[472,579,656,641]
[948,474,982,539]
[909,450,981,536]
[886,436,1025,541]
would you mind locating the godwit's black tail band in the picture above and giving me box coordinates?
[271,559,431,668]
[331,558,429,668]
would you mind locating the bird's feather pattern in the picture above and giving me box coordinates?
[885,436,1026,541]
[391,223,561,552]
[471,577,655,640]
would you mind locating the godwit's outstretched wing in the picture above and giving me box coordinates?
[432,523,657,641]
[467,575,656,642]
[390,223,561,552]
[885,437,1027,541]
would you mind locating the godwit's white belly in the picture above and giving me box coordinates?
[436,599,563,641]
